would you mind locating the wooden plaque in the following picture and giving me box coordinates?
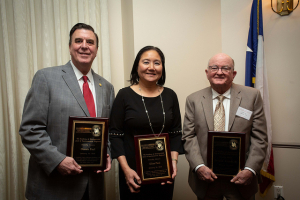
[207,131,246,178]
[134,133,173,184]
[67,116,108,170]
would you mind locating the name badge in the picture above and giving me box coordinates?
[236,107,252,120]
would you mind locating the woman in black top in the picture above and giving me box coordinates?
[110,46,184,200]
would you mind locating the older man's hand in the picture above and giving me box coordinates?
[231,169,253,185]
[196,166,217,182]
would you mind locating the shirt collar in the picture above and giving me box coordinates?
[212,87,231,100]
[70,60,94,85]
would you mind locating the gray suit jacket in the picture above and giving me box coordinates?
[182,83,268,199]
[19,61,115,200]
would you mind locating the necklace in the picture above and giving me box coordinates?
[139,86,165,137]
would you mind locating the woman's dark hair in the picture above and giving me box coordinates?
[129,46,166,86]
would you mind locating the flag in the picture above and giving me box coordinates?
[245,0,275,196]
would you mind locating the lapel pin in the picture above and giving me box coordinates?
[99,83,102,87]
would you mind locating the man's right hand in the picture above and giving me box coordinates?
[196,166,217,182]
[56,157,83,175]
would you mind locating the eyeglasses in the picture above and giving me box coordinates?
[208,65,232,73]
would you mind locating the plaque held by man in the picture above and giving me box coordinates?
[134,133,173,184]
[207,131,246,178]
[67,116,108,170]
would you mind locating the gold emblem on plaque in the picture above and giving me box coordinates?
[92,125,102,137]
[155,140,164,151]
[229,139,238,150]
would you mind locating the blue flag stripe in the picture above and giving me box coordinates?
[245,0,263,87]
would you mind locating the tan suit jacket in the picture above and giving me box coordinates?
[182,83,268,199]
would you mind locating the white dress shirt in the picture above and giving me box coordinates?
[70,60,97,116]
[195,87,255,175]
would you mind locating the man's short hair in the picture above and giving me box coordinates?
[207,55,235,70]
[69,23,99,48]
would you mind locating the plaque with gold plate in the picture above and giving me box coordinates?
[67,116,108,170]
[207,131,245,178]
[134,133,173,184]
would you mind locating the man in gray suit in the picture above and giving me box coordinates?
[19,23,114,200]
[183,53,268,200]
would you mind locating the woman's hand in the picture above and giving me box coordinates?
[118,155,141,193]
[161,151,178,185]
[171,158,178,180]
[124,168,141,193]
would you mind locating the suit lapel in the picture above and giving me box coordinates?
[202,87,214,131]
[228,83,242,131]
[62,62,90,116]
[93,71,103,117]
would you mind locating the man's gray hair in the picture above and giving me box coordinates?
[207,55,235,70]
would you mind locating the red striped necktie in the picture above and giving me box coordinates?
[82,76,96,117]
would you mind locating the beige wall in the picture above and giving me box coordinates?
[109,0,300,199]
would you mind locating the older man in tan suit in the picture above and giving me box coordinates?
[183,53,268,200]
